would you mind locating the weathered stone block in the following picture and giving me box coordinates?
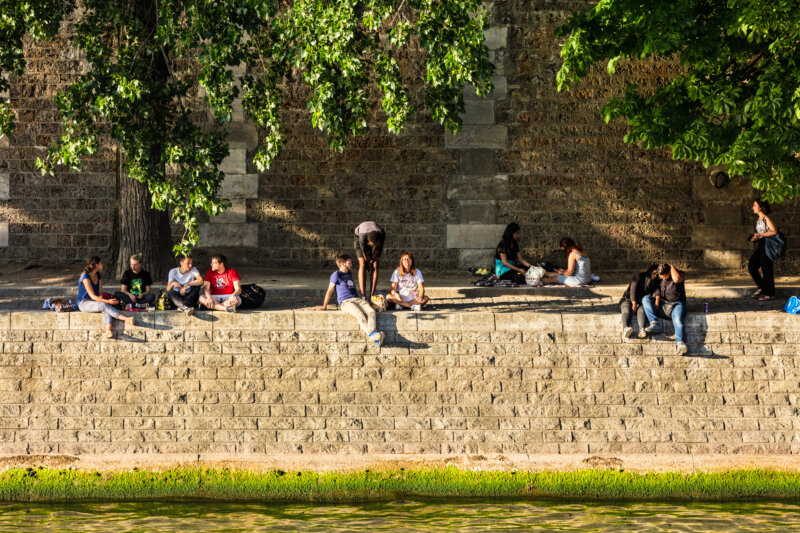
[483,27,508,50]
[704,250,743,269]
[459,200,497,224]
[198,223,258,247]
[458,150,496,175]
[495,312,563,333]
[462,100,495,125]
[220,148,247,174]
[445,125,508,149]
[220,174,258,199]
[464,76,507,100]
[447,224,504,249]
[448,174,509,200]
[692,225,751,250]
[0,172,8,200]
[211,199,247,224]
[0,223,7,247]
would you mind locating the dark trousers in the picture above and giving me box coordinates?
[499,270,526,284]
[114,291,156,306]
[620,300,647,330]
[748,241,775,296]
[169,285,200,308]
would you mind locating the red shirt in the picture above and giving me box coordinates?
[204,267,240,295]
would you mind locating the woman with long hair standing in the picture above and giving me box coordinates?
[77,256,135,338]
[541,237,592,286]
[494,222,534,284]
[748,199,778,301]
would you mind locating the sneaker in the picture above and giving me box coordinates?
[368,331,380,346]
[225,305,237,313]
[378,331,385,347]
[411,304,421,312]
[676,342,688,356]
[184,306,195,317]
[644,323,663,335]
[637,329,647,339]
[623,327,633,339]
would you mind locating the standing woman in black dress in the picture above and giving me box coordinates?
[748,199,778,301]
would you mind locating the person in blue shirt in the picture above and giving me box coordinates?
[315,254,384,347]
[77,256,135,338]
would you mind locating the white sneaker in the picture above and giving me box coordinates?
[637,330,647,339]
[676,342,688,355]
[623,327,633,338]
[410,304,421,312]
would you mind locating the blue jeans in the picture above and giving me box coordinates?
[78,299,121,325]
[642,295,686,345]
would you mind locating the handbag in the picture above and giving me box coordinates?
[765,231,787,260]
[525,265,546,286]
[785,296,800,316]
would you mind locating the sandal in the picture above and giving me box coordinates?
[758,295,775,301]
[102,330,113,339]
[750,289,762,298]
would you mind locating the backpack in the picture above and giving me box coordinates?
[785,296,800,316]
[238,284,266,309]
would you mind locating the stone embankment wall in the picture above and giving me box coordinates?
[1,309,798,456]
[0,1,799,272]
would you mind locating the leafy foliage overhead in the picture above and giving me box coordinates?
[0,0,494,254]
[557,0,800,202]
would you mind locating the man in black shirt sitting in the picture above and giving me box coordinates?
[114,253,156,308]
[641,263,688,355]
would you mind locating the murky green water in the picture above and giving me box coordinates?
[0,500,799,531]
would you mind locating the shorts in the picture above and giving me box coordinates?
[398,291,417,303]
[211,294,240,305]
[354,237,382,260]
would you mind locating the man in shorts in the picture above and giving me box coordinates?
[354,221,385,298]
[198,254,242,313]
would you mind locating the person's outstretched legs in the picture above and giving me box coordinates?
[671,301,686,345]
[642,295,662,334]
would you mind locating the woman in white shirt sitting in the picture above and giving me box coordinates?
[386,252,430,311]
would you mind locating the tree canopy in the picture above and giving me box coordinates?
[557,0,800,202]
[0,0,493,255]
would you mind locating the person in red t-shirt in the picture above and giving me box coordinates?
[199,254,242,313]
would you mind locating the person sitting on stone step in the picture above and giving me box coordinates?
[198,254,242,313]
[540,238,592,286]
[386,251,430,311]
[167,255,203,315]
[354,221,385,299]
[78,256,135,338]
[620,264,658,340]
[114,253,156,307]
[641,263,689,355]
[494,222,534,284]
[315,254,385,347]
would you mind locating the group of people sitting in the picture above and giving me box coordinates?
[76,199,782,350]
[77,253,243,338]
[494,222,593,287]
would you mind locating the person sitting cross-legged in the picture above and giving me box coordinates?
[114,253,156,307]
[198,254,242,313]
[386,252,430,311]
[641,263,689,355]
[167,255,203,315]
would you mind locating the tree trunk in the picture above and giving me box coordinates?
[112,146,172,281]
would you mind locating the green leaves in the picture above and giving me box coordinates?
[557,0,800,202]
[3,0,493,254]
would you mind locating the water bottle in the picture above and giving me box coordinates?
[704,302,708,314]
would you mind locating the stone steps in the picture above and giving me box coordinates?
[0,308,797,457]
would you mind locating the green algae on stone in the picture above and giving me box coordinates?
[1,467,799,502]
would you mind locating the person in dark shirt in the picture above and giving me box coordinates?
[641,263,688,355]
[353,221,385,298]
[620,265,658,339]
[315,254,384,347]
[494,222,534,284]
[114,253,155,307]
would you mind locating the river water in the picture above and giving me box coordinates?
[0,500,799,531]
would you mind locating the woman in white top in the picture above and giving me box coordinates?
[748,199,778,301]
[387,252,430,311]
[541,237,592,286]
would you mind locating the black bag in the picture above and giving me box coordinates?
[238,283,266,309]
[765,231,787,261]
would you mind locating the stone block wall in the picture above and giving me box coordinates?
[0,2,798,272]
[0,308,799,456]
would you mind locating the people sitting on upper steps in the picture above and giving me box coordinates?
[620,264,658,340]
[641,263,689,356]
[494,222,535,285]
[386,251,430,311]
[540,238,592,287]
